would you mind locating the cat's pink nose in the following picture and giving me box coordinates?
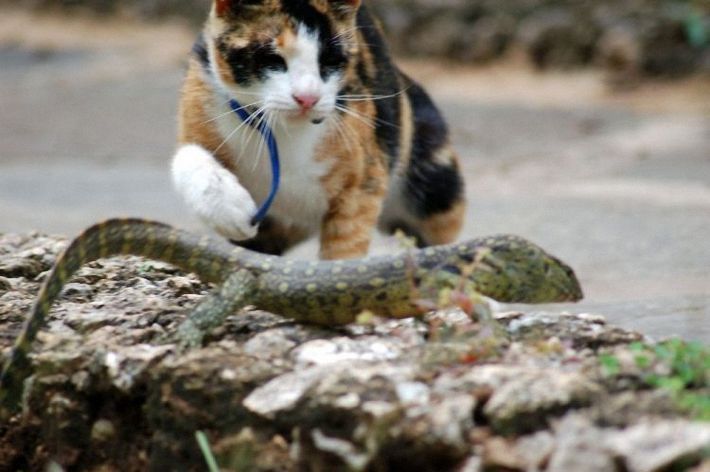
[293,93,320,110]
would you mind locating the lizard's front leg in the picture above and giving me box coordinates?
[175,269,257,349]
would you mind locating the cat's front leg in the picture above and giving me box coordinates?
[320,186,384,260]
[172,144,258,241]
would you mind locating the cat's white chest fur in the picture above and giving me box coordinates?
[216,106,331,231]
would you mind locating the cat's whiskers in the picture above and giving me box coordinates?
[240,111,266,162]
[340,118,362,154]
[249,109,269,171]
[328,114,355,155]
[251,110,278,173]
[214,104,268,155]
[201,99,264,125]
[337,86,411,102]
[274,111,291,139]
[341,114,369,149]
[331,26,361,43]
[334,104,377,129]
[341,102,402,130]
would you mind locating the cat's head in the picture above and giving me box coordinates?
[206,0,361,124]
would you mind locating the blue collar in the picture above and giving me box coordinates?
[229,98,281,226]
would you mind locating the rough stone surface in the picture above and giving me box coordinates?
[0,233,708,471]
[483,370,602,435]
[606,419,710,472]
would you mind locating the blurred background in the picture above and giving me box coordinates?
[0,0,708,341]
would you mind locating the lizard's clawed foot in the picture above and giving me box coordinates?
[173,319,206,351]
[167,269,258,351]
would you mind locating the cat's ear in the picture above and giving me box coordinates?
[215,0,245,16]
[215,0,231,16]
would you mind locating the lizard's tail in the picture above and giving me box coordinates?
[0,218,235,416]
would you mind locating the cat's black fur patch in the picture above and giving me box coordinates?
[222,0,264,17]
[382,220,427,248]
[403,82,464,217]
[192,34,210,70]
[356,7,401,168]
[220,40,288,85]
[280,0,331,36]
[319,41,348,80]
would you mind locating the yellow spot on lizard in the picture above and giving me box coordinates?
[369,277,386,288]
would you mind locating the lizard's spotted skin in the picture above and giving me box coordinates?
[0,218,582,415]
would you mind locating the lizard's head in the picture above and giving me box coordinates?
[455,236,584,304]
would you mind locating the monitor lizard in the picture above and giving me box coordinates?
[0,217,582,416]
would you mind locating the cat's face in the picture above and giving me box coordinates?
[207,0,361,125]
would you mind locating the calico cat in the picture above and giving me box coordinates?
[172,0,465,260]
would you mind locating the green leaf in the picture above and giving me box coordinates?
[675,364,696,386]
[654,343,673,361]
[678,392,710,421]
[654,376,686,393]
[600,354,621,376]
[196,431,221,472]
[634,354,651,369]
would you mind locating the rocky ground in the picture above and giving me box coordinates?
[0,232,708,471]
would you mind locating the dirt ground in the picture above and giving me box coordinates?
[0,10,709,341]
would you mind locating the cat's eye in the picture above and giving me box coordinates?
[319,46,347,78]
[321,50,345,67]
[256,52,287,72]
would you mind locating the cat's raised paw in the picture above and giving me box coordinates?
[172,144,259,241]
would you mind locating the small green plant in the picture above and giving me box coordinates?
[603,340,709,420]
[599,353,621,376]
[643,340,709,420]
[196,431,221,472]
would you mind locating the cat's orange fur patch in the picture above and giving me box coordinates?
[275,28,296,51]
[179,61,236,172]
[317,99,388,259]
[419,200,466,246]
